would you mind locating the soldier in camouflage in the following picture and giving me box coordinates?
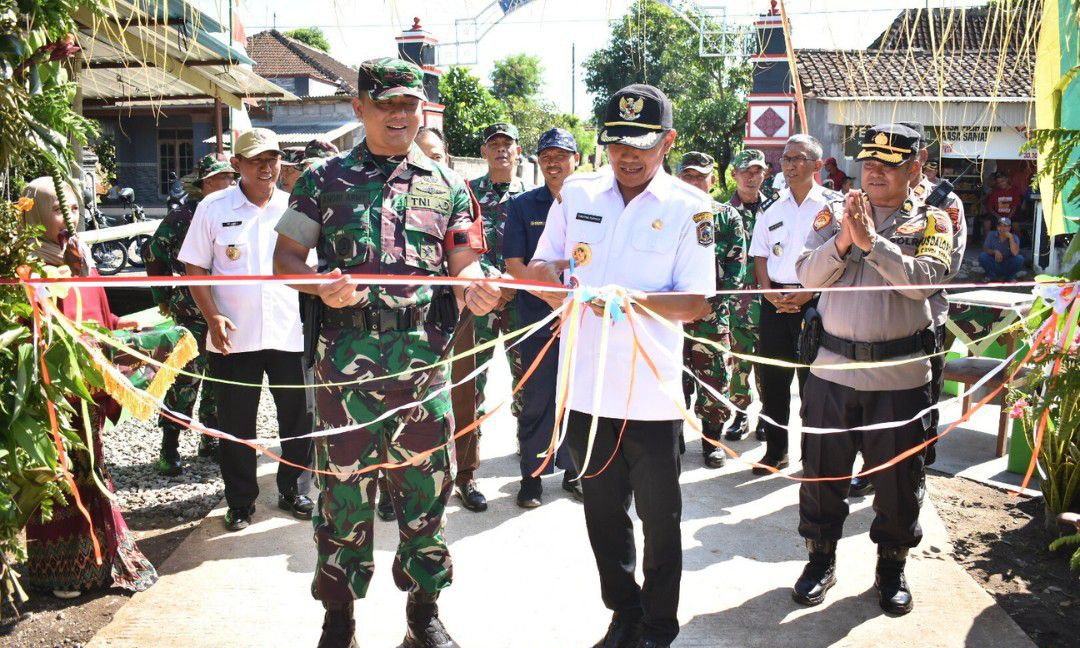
[676,152,748,468]
[144,153,236,475]
[273,57,499,648]
[280,147,307,192]
[456,122,528,513]
[727,149,778,441]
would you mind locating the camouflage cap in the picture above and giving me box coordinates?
[678,151,715,175]
[358,57,426,100]
[304,138,340,160]
[280,146,306,167]
[732,149,768,171]
[482,122,520,143]
[190,153,236,185]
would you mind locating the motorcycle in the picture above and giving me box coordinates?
[81,190,128,276]
[118,187,150,268]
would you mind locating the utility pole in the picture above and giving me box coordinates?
[571,43,576,115]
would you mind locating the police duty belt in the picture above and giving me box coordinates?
[820,328,937,362]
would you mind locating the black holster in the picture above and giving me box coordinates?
[797,307,823,365]
[301,293,323,369]
[428,285,460,335]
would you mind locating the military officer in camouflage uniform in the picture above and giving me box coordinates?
[144,153,236,475]
[727,149,777,441]
[676,151,747,468]
[793,124,952,616]
[274,58,498,648]
[455,122,528,513]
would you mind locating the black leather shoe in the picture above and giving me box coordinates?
[279,493,315,520]
[703,447,727,469]
[400,591,459,648]
[876,546,913,615]
[516,478,542,509]
[723,412,749,441]
[456,481,488,512]
[157,446,183,477]
[377,490,396,521]
[318,600,358,648]
[751,454,789,476]
[591,613,642,648]
[792,539,837,606]
[224,505,255,532]
[754,421,767,441]
[562,474,585,502]
[915,472,927,506]
[849,475,875,498]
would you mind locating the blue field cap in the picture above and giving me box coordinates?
[537,128,578,154]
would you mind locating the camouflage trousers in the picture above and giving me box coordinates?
[311,382,455,602]
[683,310,733,429]
[728,294,761,408]
[473,306,523,416]
[159,317,217,446]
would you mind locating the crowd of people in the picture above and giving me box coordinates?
[20,54,998,648]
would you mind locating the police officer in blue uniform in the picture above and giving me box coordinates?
[504,127,583,508]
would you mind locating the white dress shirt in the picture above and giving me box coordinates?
[532,168,713,421]
[178,184,302,354]
[749,183,838,285]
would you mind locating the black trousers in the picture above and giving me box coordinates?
[798,373,930,548]
[925,325,947,466]
[209,350,314,509]
[756,295,814,459]
[518,334,575,482]
[566,411,682,646]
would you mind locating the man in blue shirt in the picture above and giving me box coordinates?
[504,127,582,508]
[979,217,1025,281]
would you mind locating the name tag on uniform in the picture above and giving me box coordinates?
[768,221,783,231]
[407,194,452,212]
[576,213,603,223]
[529,220,545,226]
[222,221,242,227]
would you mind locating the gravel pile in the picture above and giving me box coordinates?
[102,385,283,529]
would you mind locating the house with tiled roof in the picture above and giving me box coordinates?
[746,2,1036,221]
[237,29,364,151]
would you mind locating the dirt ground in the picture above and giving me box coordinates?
[3,475,1078,648]
[928,473,1080,648]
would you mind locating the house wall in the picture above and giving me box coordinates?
[101,110,216,207]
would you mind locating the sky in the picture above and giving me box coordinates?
[194,0,987,118]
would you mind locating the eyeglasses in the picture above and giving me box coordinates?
[781,155,813,165]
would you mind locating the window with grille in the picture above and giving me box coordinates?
[158,129,194,196]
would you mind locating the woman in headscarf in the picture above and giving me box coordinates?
[19,176,157,599]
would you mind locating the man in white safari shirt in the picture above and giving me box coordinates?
[524,84,712,648]
[179,128,314,532]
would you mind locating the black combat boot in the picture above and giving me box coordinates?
[791,539,837,606]
[400,591,459,648]
[875,546,913,615]
[317,600,357,648]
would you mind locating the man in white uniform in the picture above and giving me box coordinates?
[527,84,712,648]
[180,128,314,532]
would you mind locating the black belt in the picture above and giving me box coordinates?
[821,329,936,362]
[323,303,430,333]
[770,282,802,290]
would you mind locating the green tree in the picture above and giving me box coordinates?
[439,66,504,156]
[582,0,750,177]
[285,27,330,53]
[491,53,543,100]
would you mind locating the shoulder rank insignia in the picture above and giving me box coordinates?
[813,208,833,231]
